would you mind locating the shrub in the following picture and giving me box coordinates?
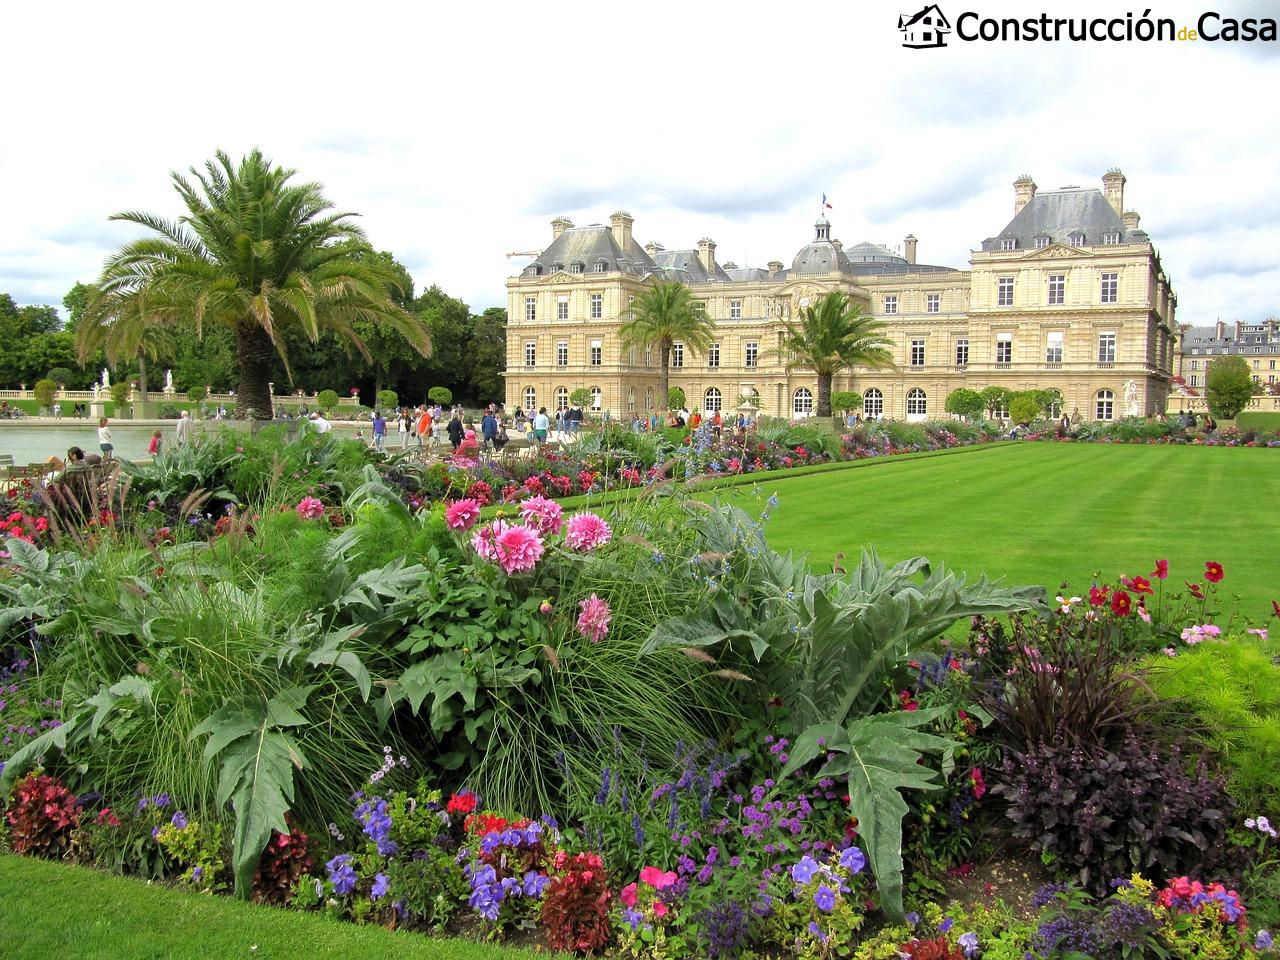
[252,822,314,904]
[6,771,81,858]
[375,389,398,411]
[831,391,863,413]
[944,388,984,421]
[1236,411,1280,432]
[1008,392,1042,424]
[187,384,207,405]
[47,366,74,387]
[541,850,612,953]
[33,378,58,410]
[1142,634,1280,814]
[316,389,339,412]
[427,386,452,406]
[996,733,1235,894]
[110,381,131,406]
[668,386,685,409]
[1206,356,1255,420]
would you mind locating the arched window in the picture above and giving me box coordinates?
[554,386,569,411]
[906,388,927,417]
[590,386,602,411]
[1095,388,1115,421]
[704,387,722,412]
[792,387,813,417]
[627,388,636,411]
[523,386,536,411]
[863,388,884,418]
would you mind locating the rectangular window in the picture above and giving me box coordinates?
[1034,236,1049,249]
[910,338,925,367]
[1098,332,1116,363]
[955,338,969,366]
[926,293,940,314]
[745,341,758,368]
[590,339,602,366]
[593,262,606,273]
[1069,233,1085,246]
[884,295,898,315]
[644,344,652,366]
[628,295,634,320]
[1190,360,1198,370]
[556,340,568,366]
[1045,331,1063,363]
[524,340,536,366]
[557,296,569,321]
[708,342,720,368]
[524,296,536,322]
[1100,272,1118,303]
[1102,232,1121,245]
[997,277,1014,307]
[1047,274,1065,305]
[671,343,684,368]
[590,293,603,319]
[730,299,742,320]
[1190,375,1199,387]
[1000,238,1017,251]
[996,333,1013,364]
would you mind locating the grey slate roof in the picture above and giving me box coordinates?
[844,241,906,264]
[791,240,852,276]
[981,188,1148,251]
[651,249,732,283]
[1181,324,1280,354]
[524,225,657,277]
[725,267,772,282]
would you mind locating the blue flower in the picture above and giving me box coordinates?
[522,870,549,897]
[790,855,820,884]
[939,916,954,933]
[623,907,645,931]
[371,872,390,901]
[813,884,836,912]
[326,854,357,896]
[839,845,866,874]
[958,931,979,958]
[170,810,188,829]
[1257,930,1274,950]
[905,911,921,926]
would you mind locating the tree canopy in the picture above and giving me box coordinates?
[778,292,893,418]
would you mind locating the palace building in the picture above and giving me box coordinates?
[503,169,1178,423]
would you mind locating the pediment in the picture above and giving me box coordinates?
[537,270,578,284]
[1022,243,1090,260]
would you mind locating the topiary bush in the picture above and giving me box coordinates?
[427,386,452,406]
[33,379,58,410]
[375,389,398,412]
[316,389,339,412]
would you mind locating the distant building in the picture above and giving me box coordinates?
[1176,318,1280,394]
[504,169,1179,423]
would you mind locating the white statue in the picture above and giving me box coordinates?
[1123,379,1141,417]
[101,368,110,389]
[164,369,174,394]
[92,382,100,401]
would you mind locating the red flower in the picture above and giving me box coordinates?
[1089,586,1110,606]
[970,767,987,800]
[1152,559,1169,581]
[1122,575,1154,595]
[1204,561,1225,584]
[1272,600,1280,618]
[898,690,919,712]
[446,791,478,816]
[1186,581,1205,600]
[1110,590,1132,617]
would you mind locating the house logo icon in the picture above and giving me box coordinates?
[899,4,952,48]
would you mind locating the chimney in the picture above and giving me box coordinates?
[904,234,918,264]
[767,260,784,274]
[1013,175,1037,215]
[1102,168,1126,215]
[722,261,738,270]
[644,240,665,256]
[1122,210,1141,232]
[1235,320,1244,340]
[697,237,717,274]
[551,216,573,240]
[1215,319,1226,340]
[610,210,634,250]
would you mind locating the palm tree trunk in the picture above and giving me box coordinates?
[138,354,149,402]
[817,373,832,418]
[235,324,275,420]
[658,342,671,412]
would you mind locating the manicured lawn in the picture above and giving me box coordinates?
[0,855,548,960]
[724,443,1280,621]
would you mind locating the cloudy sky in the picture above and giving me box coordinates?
[3,0,1277,325]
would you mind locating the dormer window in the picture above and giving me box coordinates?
[1000,238,1017,251]
[570,262,585,274]
[1068,233,1085,246]
[529,265,541,276]
[1033,236,1050,249]
[593,260,607,273]
[1102,232,1121,245]
[551,261,564,273]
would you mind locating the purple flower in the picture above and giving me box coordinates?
[326,854,357,896]
[839,845,866,874]
[170,810,188,829]
[191,866,203,882]
[790,855,819,884]
[623,907,644,931]
[958,931,979,958]
[1257,930,1274,950]
[905,911,920,926]
[371,872,390,900]
[939,916,954,933]
[813,884,836,912]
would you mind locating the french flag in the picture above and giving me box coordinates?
[822,193,833,209]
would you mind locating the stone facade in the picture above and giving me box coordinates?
[504,170,1178,423]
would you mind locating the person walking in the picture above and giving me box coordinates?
[148,429,163,456]
[446,412,464,450]
[97,417,114,458]
[311,412,332,434]
[494,420,509,452]
[416,406,432,449]
[398,409,410,448]
[534,406,550,445]
[176,409,192,444]
[481,407,499,451]
[372,411,387,452]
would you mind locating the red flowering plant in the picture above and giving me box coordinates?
[252,820,314,904]
[542,850,612,953]
[6,770,81,858]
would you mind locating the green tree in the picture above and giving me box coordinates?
[33,379,57,411]
[944,388,984,421]
[980,386,1013,419]
[466,306,507,403]
[0,296,67,386]
[80,149,430,420]
[831,391,863,414]
[414,286,473,401]
[315,389,339,412]
[620,281,715,411]
[776,292,893,418]
[668,386,686,410]
[1009,392,1043,424]
[1205,355,1255,420]
[375,389,398,411]
[47,366,74,387]
[427,386,452,406]
[62,282,96,333]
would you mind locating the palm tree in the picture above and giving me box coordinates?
[79,149,429,419]
[778,292,893,418]
[619,280,715,412]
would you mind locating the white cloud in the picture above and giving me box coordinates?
[2,0,1278,323]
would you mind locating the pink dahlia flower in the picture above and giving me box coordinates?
[471,519,511,562]
[519,495,563,536]
[445,498,482,531]
[564,512,612,552]
[577,593,612,643]
[296,496,325,520]
[488,523,544,574]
